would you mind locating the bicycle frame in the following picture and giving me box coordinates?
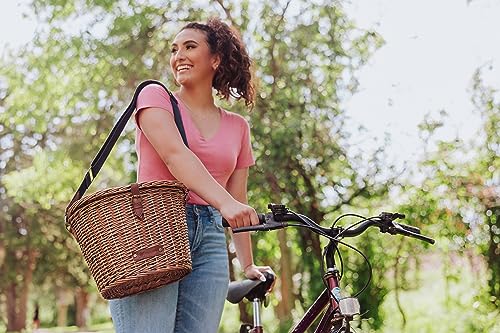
[290,239,346,333]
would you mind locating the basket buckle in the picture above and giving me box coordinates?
[130,183,144,219]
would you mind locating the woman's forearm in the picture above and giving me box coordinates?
[225,168,256,270]
[232,232,254,270]
[164,148,233,210]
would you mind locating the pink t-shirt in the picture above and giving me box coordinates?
[134,84,255,205]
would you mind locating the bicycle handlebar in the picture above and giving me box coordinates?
[222,205,435,245]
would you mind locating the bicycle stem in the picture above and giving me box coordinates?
[324,240,341,309]
[324,269,340,309]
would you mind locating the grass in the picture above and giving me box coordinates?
[37,322,114,333]
[379,252,499,333]
[37,251,499,333]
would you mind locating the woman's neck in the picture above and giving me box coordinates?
[177,85,216,114]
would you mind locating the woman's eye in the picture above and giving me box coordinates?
[170,48,177,54]
[186,45,195,49]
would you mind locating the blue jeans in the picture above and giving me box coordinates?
[109,204,229,333]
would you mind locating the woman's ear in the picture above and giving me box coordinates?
[212,54,221,71]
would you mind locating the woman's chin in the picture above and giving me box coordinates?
[176,77,193,87]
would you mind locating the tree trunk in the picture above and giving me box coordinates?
[5,248,36,332]
[6,283,20,332]
[487,206,500,302]
[56,289,73,327]
[0,216,5,270]
[394,241,407,330]
[57,305,68,328]
[276,229,294,322]
[75,288,90,328]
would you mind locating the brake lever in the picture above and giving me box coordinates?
[393,221,421,234]
[389,223,435,244]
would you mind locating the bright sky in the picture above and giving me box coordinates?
[1,0,499,168]
[343,0,500,165]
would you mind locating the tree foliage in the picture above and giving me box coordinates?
[389,66,499,331]
[1,1,497,332]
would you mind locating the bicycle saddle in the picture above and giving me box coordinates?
[226,272,275,304]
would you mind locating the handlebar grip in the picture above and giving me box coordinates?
[407,232,435,244]
[395,227,435,244]
[221,214,267,228]
[232,222,286,233]
[231,224,267,233]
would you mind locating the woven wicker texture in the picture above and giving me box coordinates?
[66,180,191,299]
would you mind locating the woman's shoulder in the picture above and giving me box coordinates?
[220,109,250,127]
[138,83,170,100]
[137,83,173,111]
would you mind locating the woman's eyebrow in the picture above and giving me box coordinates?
[171,40,199,47]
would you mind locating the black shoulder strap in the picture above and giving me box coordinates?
[68,80,188,207]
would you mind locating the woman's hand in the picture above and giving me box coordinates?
[244,264,276,291]
[220,200,259,228]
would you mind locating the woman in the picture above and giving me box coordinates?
[109,18,273,332]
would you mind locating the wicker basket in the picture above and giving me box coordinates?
[66,180,191,299]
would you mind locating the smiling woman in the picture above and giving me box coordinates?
[170,29,219,91]
[107,17,275,333]
[171,19,255,106]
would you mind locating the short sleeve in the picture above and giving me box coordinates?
[235,119,255,169]
[134,84,174,130]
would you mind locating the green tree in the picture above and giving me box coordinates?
[1,0,390,331]
[389,66,499,332]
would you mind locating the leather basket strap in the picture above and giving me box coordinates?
[67,80,188,208]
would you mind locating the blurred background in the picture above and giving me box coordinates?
[0,0,498,332]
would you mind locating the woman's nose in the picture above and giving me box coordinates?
[174,48,186,61]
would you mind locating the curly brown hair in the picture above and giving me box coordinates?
[181,18,255,107]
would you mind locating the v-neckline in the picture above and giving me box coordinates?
[175,93,224,142]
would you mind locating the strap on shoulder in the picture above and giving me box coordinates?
[67,80,188,208]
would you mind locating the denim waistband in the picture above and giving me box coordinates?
[186,204,220,218]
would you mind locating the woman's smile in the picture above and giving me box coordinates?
[176,64,193,73]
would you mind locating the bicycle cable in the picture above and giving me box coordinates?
[337,239,372,298]
[336,246,344,281]
[336,216,380,239]
[290,211,372,300]
[332,213,367,227]
[289,210,331,238]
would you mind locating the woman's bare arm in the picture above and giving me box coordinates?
[225,168,254,270]
[226,168,274,282]
[137,107,258,228]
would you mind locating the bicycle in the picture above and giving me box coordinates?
[223,204,435,333]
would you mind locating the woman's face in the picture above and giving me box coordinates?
[170,28,219,87]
